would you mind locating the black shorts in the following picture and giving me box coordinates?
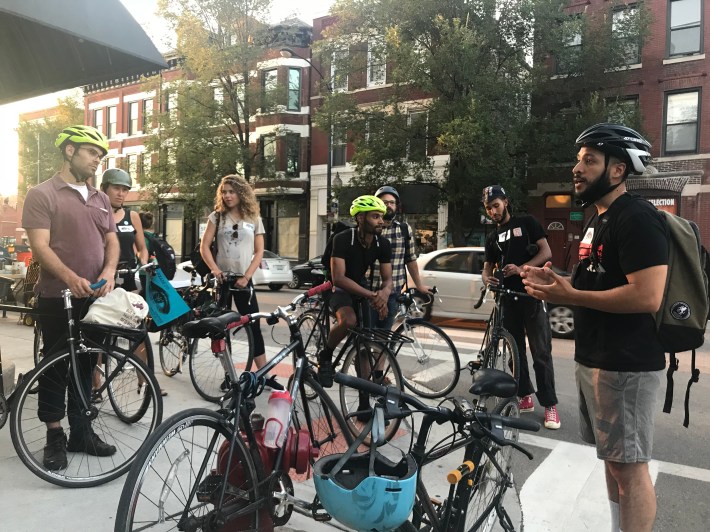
[328,289,371,326]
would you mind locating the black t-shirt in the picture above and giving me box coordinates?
[484,215,546,292]
[573,194,669,371]
[331,228,392,288]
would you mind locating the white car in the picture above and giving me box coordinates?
[177,250,293,291]
[409,246,575,338]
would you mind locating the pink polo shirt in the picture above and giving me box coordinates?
[22,174,117,297]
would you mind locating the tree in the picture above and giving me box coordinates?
[142,0,276,220]
[316,0,649,245]
[16,96,83,198]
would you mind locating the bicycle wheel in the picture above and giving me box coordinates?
[189,324,254,402]
[394,318,460,398]
[294,311,326,400]
[33,320,44,366]
[115,409,260,531]
[464,398,521,532]
[10,348,163,487]
[480,330,520,411]
[105,336,159,424]
[158,323,189,377]
[338,339,404,443]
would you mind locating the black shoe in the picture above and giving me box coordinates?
[43,428,68,471]
[67,430,117,457]
[318,360,334,388]
[264,375,284,391]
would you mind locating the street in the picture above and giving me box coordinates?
[0,286,708,531]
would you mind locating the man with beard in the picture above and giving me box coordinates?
[22,125,119,470]
[481,185,560,429]
[317,195,393,389]
[521,124,668,532]
[371,185,430,329]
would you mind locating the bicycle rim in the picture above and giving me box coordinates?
[464,399,521,532]
[294,312,325,400]
[189,325,254,402]
[33,322,43,366]
[338,340,404,443]
[10,349,163,487]
[480,330,520,412]
[159,325,187,377]
[105,342,161,424]
[395,319,460,398]
[115,409,260,531]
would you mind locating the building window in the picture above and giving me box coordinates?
[285,134,300,176]
[287,68,301,111]
[669,0,702,56]
[408,111,428,161]
[613,5,640,64]
[213,86,223,119]
[94,109,104,133]
[128,101,139,135]
[127,154,138,178]
[107,106,117,138]
[331,49,348,92]
[331,129,346,167]
[606,96,639,124]
[367,39,386,87]
[545,195,572,209]
[664,90,700,154]
[142,99,153,129]
[260,134,276,176]
[556,18,582,75]
[262,69,278,112]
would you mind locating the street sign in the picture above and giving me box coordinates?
[570,211,584,221]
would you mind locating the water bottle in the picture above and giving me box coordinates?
[263,390,292,448]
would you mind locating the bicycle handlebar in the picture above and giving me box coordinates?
[474,284,531,309]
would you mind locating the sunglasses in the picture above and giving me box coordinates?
[231,224,239,239]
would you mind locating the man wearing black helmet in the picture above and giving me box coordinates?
[22,125,120,471]
[481,185,560,430]
[522,123,669,532]
[372,185,430,329]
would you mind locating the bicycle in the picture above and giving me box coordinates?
[332,369,540,532]
[390,287,461,398]
[115,283,354,531]
[9,278,163,487]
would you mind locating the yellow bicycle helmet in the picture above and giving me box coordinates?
[55,125,109,155]
[349,195,387,217]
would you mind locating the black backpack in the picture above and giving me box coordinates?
[145,233,177,280]
[321,220,356,279]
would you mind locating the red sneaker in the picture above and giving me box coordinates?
[544,405,561,430]
[518,395,534,413]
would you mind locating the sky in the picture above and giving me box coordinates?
[0,0,335,197]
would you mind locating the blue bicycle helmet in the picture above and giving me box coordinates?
[313,451,417,531]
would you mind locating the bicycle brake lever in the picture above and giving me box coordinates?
[505,439,534,460]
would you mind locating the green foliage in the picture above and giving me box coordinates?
[16,96,83,198]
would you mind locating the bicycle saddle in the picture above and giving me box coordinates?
[182,311,242,339]
[469,368,518,399]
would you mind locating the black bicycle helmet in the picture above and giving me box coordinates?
[575,123,651,175]
[374,185,400,202]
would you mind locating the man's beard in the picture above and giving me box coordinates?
[576,169,613,207]
[69,161,94,182]
[383,208,396,221]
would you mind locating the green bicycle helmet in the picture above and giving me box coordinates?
[101,168,132,190]
[349,195,387,217]
[55,125,109,155]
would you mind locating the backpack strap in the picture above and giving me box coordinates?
[683,349,700,428]
[663,352,678,415]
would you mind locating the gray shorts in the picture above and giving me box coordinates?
[575,363,663,463]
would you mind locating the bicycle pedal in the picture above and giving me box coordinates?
[467,360,481,373]
[311,496,332,522]
[196,474,223,503]
[429,496,443,507]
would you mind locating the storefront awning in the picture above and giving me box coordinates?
[0,0,167,105]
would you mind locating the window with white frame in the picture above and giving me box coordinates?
[108,106,117,138]
[286,134,300,176]
[367,39,386,87]
[142,99,153,129]
[612,4,640,64]
[664,90,700,154]
[556,18,582,75]
[287,68,301,111]
[260,134,276,176]
[669,0,702,56]
[94,109,104,133]
[127,154,138,178]
[331,49,348,92]
[262,69,278,112]
[128,101,139,135]
[606,96,639,124]
[331,129,346,166]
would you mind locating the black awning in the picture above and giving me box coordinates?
[0,0,167,104]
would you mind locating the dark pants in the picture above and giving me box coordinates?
[37,297,97,428]
[502,297,558,407]
[218,280,265,356]
[370,292,399,330]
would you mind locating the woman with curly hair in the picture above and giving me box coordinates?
[199,174,282,390]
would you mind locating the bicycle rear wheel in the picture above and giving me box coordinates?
[189,324,254,402]
[158,323,189,377]
[10,348,163,487]
[115,409,260,531]
[338,339,404,443]
[393,318,460,398]
[464,398,521,532]
[480,330,520,411]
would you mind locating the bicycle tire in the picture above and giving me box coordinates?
[394,318,460,398]
[115,408,260,531]
[189,324,254,402]
[105,336,158,424]
[33,320,43,366]
[10,348,163,488]
[294,311,326,400]
[338,339,404,443]
[480,330,520,411]
[464,398,521,532]
[158,323,189,377]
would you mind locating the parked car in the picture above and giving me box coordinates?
[176,249,293,291]
[288,255,326,289]
[409,247,575,338]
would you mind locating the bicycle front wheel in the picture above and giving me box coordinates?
[480,329,520,411]
[464,398,521,532]
[394,318,460,398]
[115,409,260,531]
[10,348,163,488]
[189,324,254,402]
[338,339,404,443]
[158,323,189,377]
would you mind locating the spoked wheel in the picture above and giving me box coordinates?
[189,325,254,402]
[10,348,163,487]
[479,330,520,412]
[106,337,159,424]
[338,339,404,444]
[294,311,326,400]
[115,409,260,531]
[158,324,189,377]
[33,320,44,366]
